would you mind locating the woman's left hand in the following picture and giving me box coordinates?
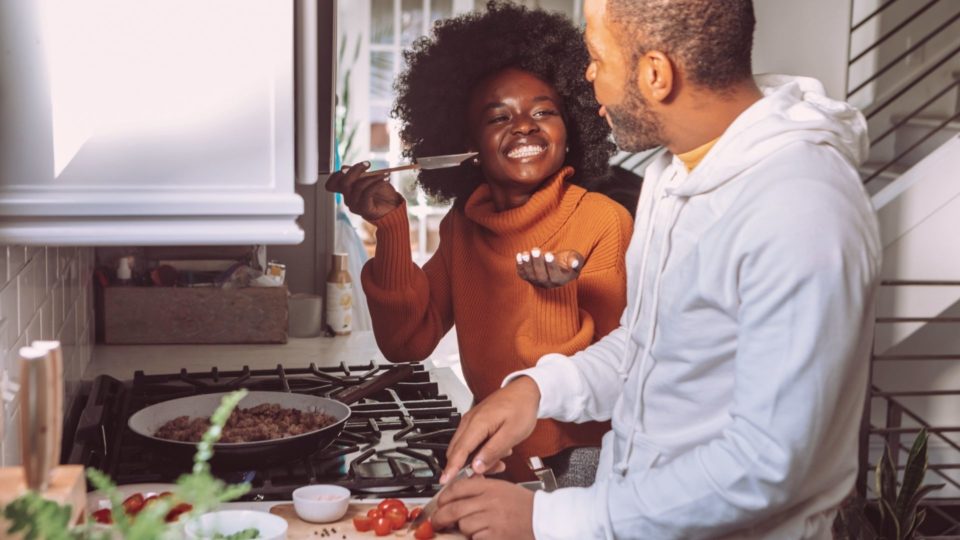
[516,248,584,289]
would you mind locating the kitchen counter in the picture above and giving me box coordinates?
[84,331,473,414]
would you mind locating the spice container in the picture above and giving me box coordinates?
[325,253,353,336]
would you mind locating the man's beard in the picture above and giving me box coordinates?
[605,79,666,152]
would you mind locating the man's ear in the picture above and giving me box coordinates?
[636,50,674,103]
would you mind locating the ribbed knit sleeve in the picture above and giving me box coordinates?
[361,203,454,363]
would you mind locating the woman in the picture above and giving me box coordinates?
[326,1,632,484]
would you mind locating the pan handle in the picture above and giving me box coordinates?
[332,364,415,405]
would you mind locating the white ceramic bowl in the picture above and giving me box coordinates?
[184,510,288,540]
[292,484,351,523]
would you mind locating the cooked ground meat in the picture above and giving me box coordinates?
[154,403,336,443]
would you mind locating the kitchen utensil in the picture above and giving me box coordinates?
[291,484,350,523]
[527,456,558,492]
[18,345,61,491]
[358,152,478,178]
[270,502,467,539]
[31,341,65,466]
[406,465,474,533]
[127,364,415,469]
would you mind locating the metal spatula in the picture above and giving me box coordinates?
[360,151,478,178]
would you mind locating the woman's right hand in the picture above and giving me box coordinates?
[324,161,404,222]
[516,248,584,289]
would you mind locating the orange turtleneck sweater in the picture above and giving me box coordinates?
[361,167,632,476]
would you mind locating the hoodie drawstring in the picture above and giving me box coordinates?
[616,193,663,382]
[615,183,687,477]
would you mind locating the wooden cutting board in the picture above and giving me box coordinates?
[270,503,466,539]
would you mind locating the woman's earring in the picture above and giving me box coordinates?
[471,156,480,166]
[565,146,570,153]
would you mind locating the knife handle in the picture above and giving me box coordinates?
[32,341,65,465]
[19,346,60,491]
[333,364,415,405]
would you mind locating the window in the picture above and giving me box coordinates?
[337,0,581,265]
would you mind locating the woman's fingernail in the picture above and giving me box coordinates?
[544,252,555,263]
[521,252,530,263]
[472,458,485,471]
[362,161,371,168]
[439,473,448,484]
[570,259,580,269]
[516,253,523,264]
[531,247,541,258]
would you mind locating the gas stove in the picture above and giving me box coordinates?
[64,362,461,500]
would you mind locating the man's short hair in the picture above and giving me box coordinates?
[607,0,755,90]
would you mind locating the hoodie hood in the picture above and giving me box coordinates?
[669,74,869,198]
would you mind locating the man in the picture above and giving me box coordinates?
[432,0,881,538]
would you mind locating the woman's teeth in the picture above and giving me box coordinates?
[507,145,546,159]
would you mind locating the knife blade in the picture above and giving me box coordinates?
[359,152,478,178]
[407,465,475,532]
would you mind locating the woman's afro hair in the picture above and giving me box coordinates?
[392,0,616,202]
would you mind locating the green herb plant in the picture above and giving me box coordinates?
[3,389,252,540]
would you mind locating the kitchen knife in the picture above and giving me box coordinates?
[407,465,475,532]
[359,152,478,178]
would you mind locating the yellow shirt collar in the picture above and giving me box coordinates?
[676,137,720,172]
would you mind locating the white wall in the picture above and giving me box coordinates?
[0,246,95,466]
[869,135,960,492]
[752,0,852,100]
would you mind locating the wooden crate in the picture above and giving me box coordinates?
[103,286,288,344]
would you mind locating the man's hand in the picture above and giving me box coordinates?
[324,161,403,222]
[442,377,541,482]
[432,477,535,540]
[516,248,584,289]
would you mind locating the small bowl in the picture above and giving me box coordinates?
[184,510,288,540]
[292,484,351,523]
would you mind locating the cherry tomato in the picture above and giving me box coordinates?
[409,507,423,522]
[352,515,373,532]
[165,502,192,523]
[366,507,382,519]
[384,507,407,530]
[377,498,407,515]
[413,520,435,540]
[121,493,145,515]
[91,508,113,524]
[373,516,392,536]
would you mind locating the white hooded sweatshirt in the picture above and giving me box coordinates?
[504,75,882,539]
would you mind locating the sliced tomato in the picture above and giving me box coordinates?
[377,498,407,515]
[91,508,113,524]
[158,491,173,498]
[352,515,373,532]
[413,520,435,540]
[384,507,407,530]
[121,493,145,515]
[142,495,159,509]
[164,502,192,523]
[366,507,382,519]
[409,506,423,522]
[373,516,392,536]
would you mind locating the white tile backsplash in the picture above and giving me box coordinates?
[0,245,94,467]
